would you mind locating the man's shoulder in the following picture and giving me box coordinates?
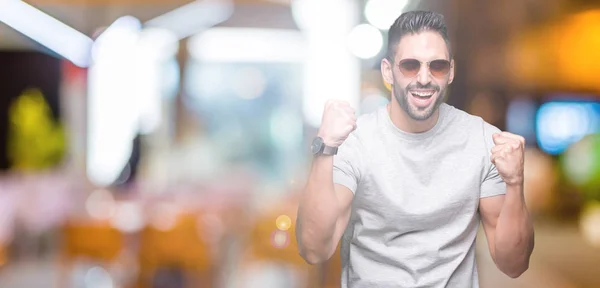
[352,106,383,135]
[443,103,479,122]
[443,104,502,153]
[443,103,501,133]
[341,106,383,150]
[356,106,383,126]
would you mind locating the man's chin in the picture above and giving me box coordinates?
[396,90,443,121]
[406,100,440,120]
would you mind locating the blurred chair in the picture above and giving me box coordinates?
[237,196,321,288]
[246,212,304,265]
[137,212,216,288]
[59,220,125,287]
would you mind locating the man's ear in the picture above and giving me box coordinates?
[381,57,394,86]
[448,59,455,84]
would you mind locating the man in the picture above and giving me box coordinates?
[295,10,534,288]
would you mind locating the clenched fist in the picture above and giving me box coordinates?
[491,132,525,186]
[318,100,357,147]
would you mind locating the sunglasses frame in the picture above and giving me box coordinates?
[397,58,452,78]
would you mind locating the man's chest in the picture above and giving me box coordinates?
[354,141,486,231]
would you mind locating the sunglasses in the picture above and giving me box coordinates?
[397,58,451,78]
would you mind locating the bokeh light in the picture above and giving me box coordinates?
[555,10,600,91]
[150,203,179,231]
[562,134,600,193]
[580,201,600,248]
[348,24,383,59]
[109,202,144,233]
[275,215,291,231]
[364,0,410,30]
[270,230,290,249]
[536,101,600,155]
[84,266,114,288]
[85,189,116,220]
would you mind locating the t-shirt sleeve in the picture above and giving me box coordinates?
[333,132,363,194]
[480,122,507,198]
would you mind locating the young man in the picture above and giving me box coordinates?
[296,10,534,287]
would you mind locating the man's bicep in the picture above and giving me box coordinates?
[481,121,507,198]
[329,183,354,256]
[332,132,364,194]
[479,194,505,262]
[329,133,361,256]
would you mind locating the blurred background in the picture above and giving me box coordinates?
[0,0,599,287]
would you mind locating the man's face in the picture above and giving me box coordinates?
[381,31,454,121]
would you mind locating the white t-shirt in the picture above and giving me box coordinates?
[333,103,506,288]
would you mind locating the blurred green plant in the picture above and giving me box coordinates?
[561,133,600,202]
[7,88,66,171]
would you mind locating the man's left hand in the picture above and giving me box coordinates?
[491,132,525,186]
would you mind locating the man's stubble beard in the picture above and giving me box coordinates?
[392,79,447,121]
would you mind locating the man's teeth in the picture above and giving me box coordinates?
[411,91,434,97]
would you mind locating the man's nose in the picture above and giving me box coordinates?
[417,64,432,86]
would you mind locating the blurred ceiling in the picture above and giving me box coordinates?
[26,0,289,3]
[5,0,599,95]
[0,0,296,50]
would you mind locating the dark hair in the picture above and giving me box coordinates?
[386,10,452,60]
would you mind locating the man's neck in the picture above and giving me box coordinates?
[387,101,440,134]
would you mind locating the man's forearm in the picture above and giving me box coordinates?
[296,156,341,263]
[494,183,535,278]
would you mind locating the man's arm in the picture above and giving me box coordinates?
[296,100,357,264]
[480,132,535,278]
[296,155,354,264]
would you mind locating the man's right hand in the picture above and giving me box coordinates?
[318,100,357,148]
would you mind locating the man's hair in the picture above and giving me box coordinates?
[386,10,452,60]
